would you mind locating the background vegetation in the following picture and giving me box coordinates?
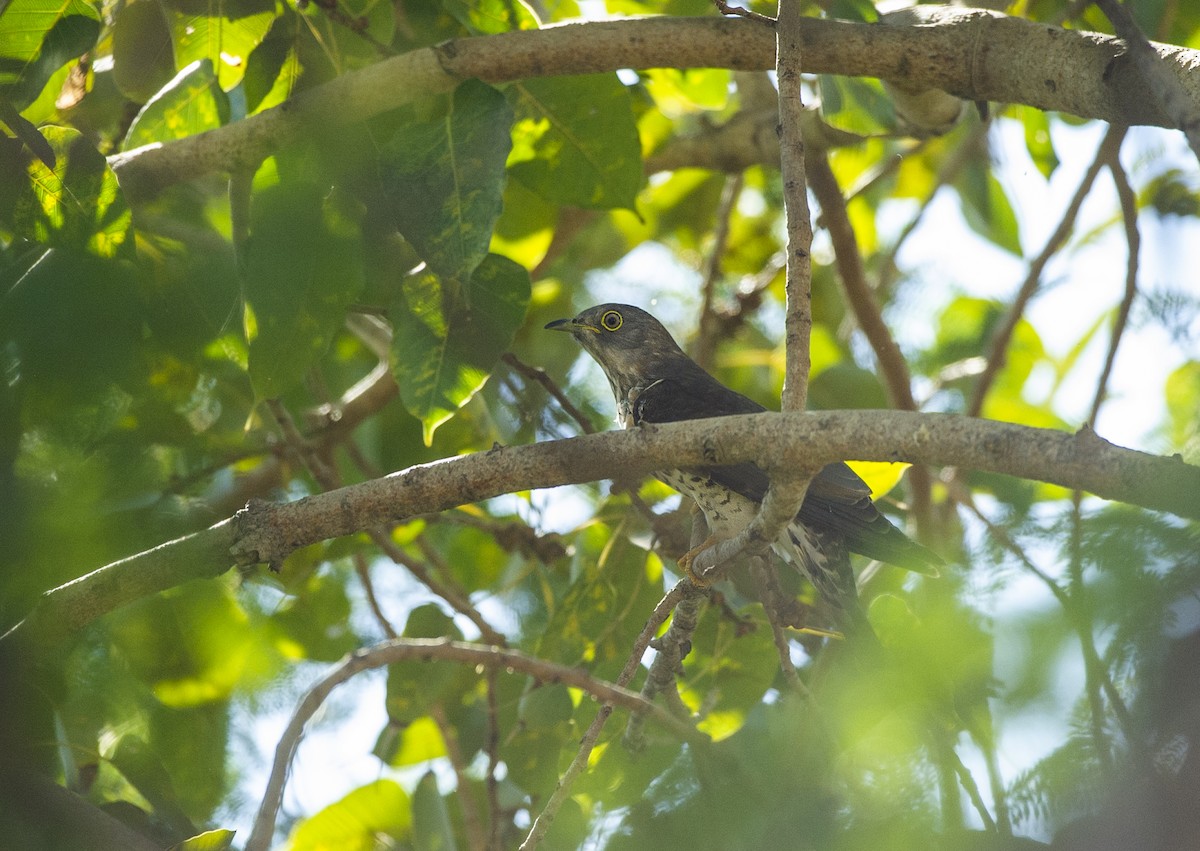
[1,0,1198,849]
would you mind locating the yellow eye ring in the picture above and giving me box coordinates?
[601,310,623,331]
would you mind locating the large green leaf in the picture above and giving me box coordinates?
[0,0,99,109]
[162,0,275,90]
[288,779,413,850]
[380,79,514,281]
[122,59,229,152]
[390,253,531,444]
[507,73,642,210]
[956,158,1023,256]
[411,771,458,851]
[244,179,364,398]
[6,125,132,257]
[112,0,176,103]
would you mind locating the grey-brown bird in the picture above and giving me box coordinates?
[546,303,941,634]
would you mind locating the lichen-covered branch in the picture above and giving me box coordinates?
[5,411,1197,649]
[111,8,1200,201]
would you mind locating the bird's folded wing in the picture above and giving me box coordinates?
[631,378,941,574]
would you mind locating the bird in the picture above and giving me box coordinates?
[546,303,941,635]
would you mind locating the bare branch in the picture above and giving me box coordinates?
[245,637,705,851]
[521,581,691,849]
[777,0,813,415]
[110,10,1200,201]
[5,411,1197,649]
[1095,0,1200,163]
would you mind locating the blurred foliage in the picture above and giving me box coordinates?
[1,0,1199,850]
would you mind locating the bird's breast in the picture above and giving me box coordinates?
[655,469,758,539]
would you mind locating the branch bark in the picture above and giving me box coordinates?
[245,637,706,851]
[4,411,1196,650]
[110,7,1200,201]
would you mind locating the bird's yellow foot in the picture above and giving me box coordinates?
[678,534,720,587]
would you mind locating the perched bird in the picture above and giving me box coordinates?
[546,303,941,634]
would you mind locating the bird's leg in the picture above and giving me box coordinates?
[678,534,720,587]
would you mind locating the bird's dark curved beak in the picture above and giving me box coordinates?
[544,318,574,332]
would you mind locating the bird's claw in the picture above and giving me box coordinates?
[678,534,719,587]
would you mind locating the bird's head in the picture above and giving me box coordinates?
[545,304,685,393]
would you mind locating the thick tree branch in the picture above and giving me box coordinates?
[110,8,1200,201]
[4,411,1197,649]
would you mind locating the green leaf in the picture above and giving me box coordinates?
[288,779,413,850]
[508,74,642,210]
[1164,360,1200,452]
[122,59,230,152]
[818,74,895,135]
[390,253,531,444]
[7,125,132,257]
[442,0,539,33]
[956,159,1023,256]
[163,0,275,90]
[244,180,364,398]
[0,0,99,110]
[412,771,458,851]
[242,17,301,114]
[169,829,237,851]
[383,604,465,726]
[112,0,176,103]
[380,79,514,281]
[1019,105,1059,180]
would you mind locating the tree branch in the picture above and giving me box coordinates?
[109,8,1200,202]
[245,638,706,851]
[4,411,1197,649]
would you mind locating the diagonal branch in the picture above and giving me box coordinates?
[967,125,1126,418]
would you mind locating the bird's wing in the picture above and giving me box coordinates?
[631,377,941,574]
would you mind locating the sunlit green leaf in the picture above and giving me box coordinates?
[390,253,531,444]
[163,0,275,90]
[508,74,642,210]
[1164,360,1200,453]
[1018,106,1059,179]
[0,0,99,109]
[288,779,412,850]
[122,59,230,152]
[819,74,896,136]
[169,829,237,851]
[380,79,514,281]
[442,0,539,33]
[7,125,132,257]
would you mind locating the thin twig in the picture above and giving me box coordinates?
[1090,133,1141,427]
[713,0,776,25]
[967,124,1127,417]
[520,581,693,850]
[878,122,986,293]
[431,703,487,851]
[485,669,502,851]
[696,173,745,370]
[806,149,934,528]
[502,352,595,435]
[776,0,813,415]
[247,637,705,851]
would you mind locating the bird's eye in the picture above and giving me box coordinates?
[601,310,622,331]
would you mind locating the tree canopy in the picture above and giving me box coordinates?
[1,1,1199,850]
